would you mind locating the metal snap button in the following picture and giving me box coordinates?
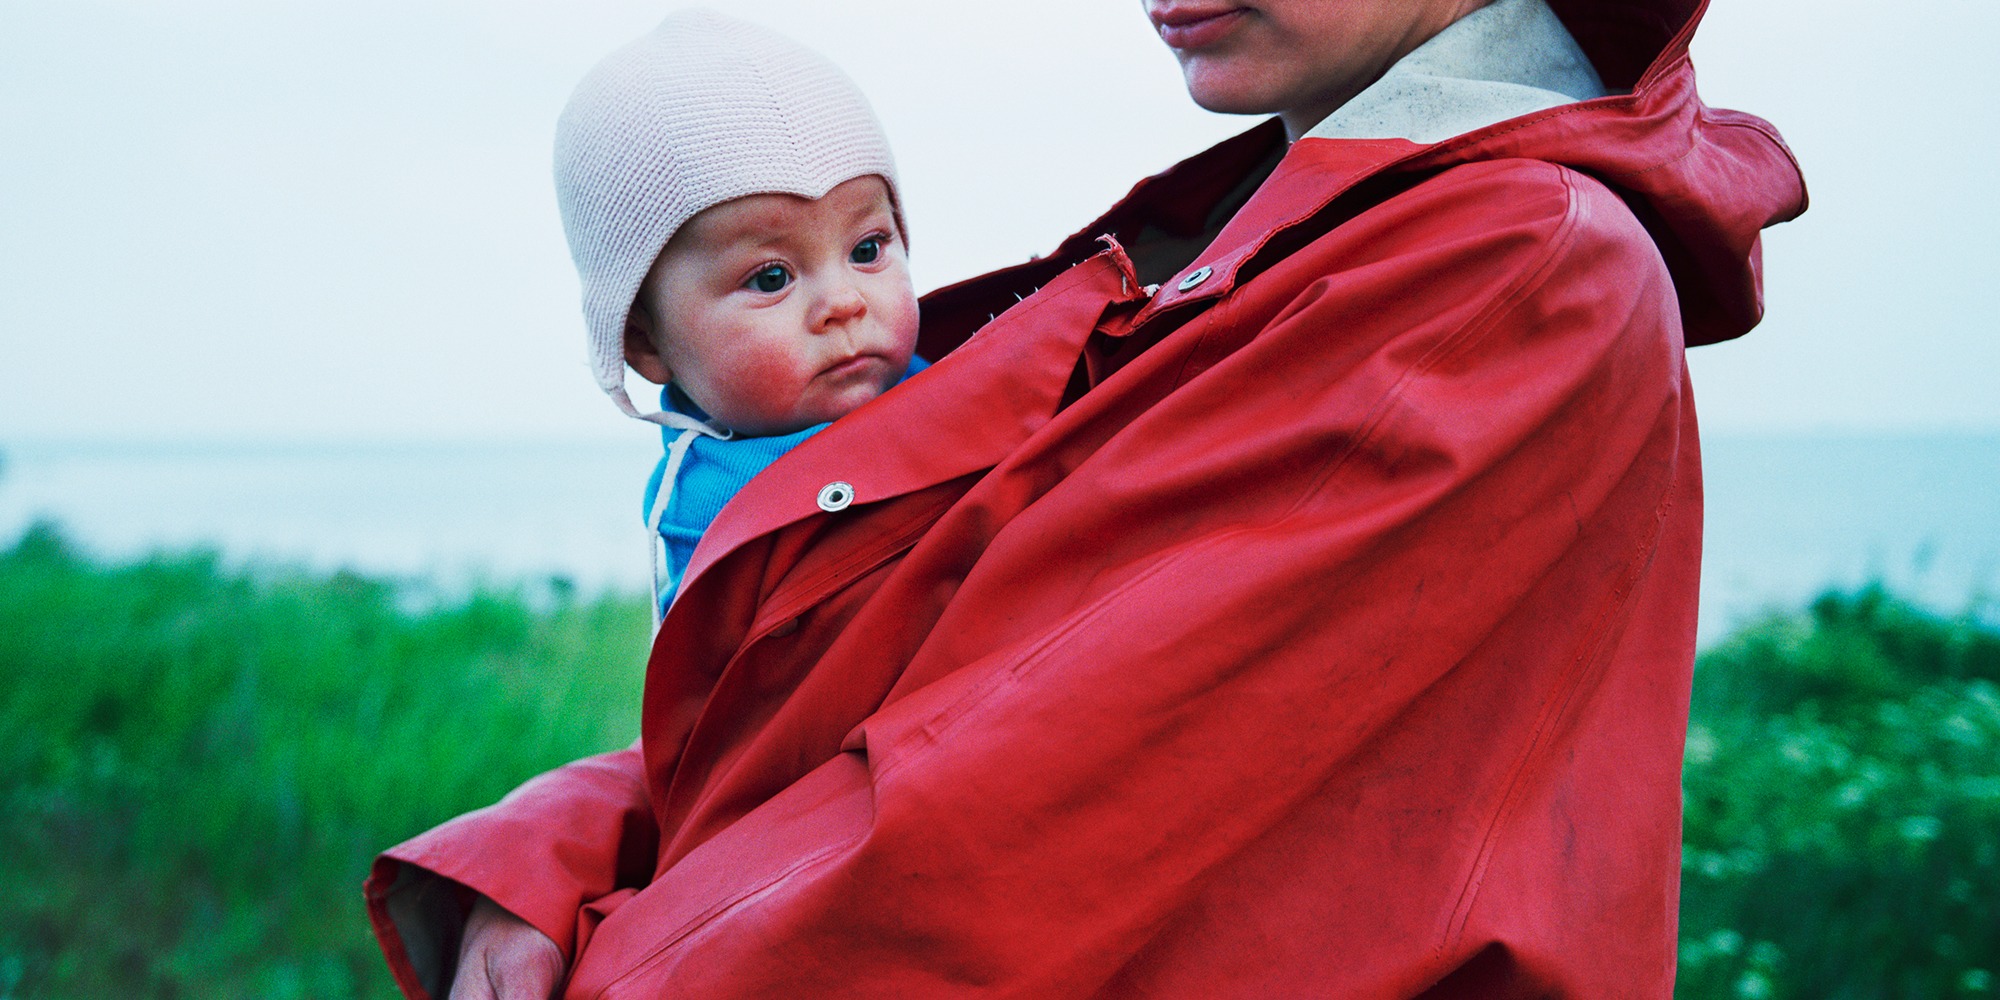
[1176,266,1212,292]
[816,481,855,512]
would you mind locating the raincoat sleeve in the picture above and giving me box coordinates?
[560,163,1697,997]
[365,742,656,1000]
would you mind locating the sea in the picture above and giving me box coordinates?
[2,435,1995,647]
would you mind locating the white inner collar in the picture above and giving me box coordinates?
[1303,0,1610,145]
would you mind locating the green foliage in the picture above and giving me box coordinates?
[1679,586,2000,999]
[0,524,650,1000]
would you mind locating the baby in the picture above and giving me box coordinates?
[553,9,924,617]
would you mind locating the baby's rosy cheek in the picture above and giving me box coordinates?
[719,343,812,408]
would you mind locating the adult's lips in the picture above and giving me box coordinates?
[1149,3,1249,49]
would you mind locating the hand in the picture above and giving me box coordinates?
[447,895,567,1000]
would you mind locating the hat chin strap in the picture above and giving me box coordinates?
[645,423,702,629]
[606,383,734,441]
[619,379,733,631]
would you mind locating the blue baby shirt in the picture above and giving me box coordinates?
[642,356,929,612]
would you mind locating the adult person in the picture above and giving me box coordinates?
[368,0,1806,995]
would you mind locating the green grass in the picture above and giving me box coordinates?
[1,525,1995,998]
[0,524,649,999]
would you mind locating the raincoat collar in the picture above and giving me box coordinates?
[1305,0,1609,144]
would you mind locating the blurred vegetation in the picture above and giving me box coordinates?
[0,526,1995,998]
[0,524,649,1000]
[1679,586,2000,999]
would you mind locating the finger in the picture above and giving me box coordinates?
[446,957,495,1000]
[483,944,562,1000]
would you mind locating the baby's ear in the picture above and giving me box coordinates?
[623,312,673,386]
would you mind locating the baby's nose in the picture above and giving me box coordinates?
[815,281,868,329]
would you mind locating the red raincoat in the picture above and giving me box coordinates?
[369,1,1805,995]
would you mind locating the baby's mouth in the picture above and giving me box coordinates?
[820,354,883,380]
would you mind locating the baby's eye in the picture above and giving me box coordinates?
[850,237,883,265]
[746,265,791,293]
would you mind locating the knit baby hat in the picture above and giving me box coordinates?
[554,8,903,426]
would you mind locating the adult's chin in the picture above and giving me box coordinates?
[1176,59,1289,116]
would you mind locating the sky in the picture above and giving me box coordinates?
[2,0,1995,444]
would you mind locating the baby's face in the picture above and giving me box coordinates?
[628,175,919,437]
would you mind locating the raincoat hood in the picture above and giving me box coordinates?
[1528,0,1808,345]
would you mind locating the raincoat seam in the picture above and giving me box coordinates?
[1166,297,1229,390]
[1439,168,1673,948]
[1628,131,1702,178]
[868,536,1231,782]
[1443,452,1679,951]
[582,835,867,1000]
[1433,101,1595,152]
[1270,162,1587,531]
[1418,91,1636,163]
[652,500,952,834]
[1696,109,1809,213]
[748,489,960,638]
[1438,173,1594,943]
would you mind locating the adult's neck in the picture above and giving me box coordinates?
[1279,0,1498,141]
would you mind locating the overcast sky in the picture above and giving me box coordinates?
[2,0,1995,444]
